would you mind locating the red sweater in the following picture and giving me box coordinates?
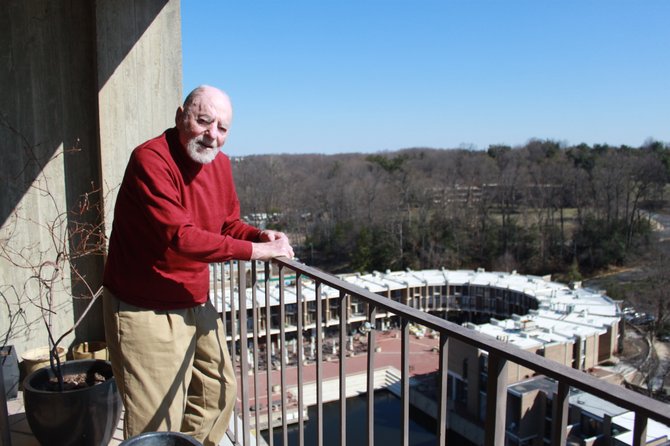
[103,128,262,309]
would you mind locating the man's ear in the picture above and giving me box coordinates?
[175,106,184,127]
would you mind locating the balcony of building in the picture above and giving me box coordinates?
[3,257,669,446]
[216,258,669,446]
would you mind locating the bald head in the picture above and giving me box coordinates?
[183,85,232,114]
[176,85,233,164]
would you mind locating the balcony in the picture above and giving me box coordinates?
[2,258,669,446]
[216,258,669,446]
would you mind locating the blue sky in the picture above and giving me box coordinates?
[182,1,669,155]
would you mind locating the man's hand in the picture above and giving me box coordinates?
[258,230,287,242]
[251,230,294,261]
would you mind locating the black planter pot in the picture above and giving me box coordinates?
[23,359,122,446]
[120,431,203,445]
[1,345,19,400]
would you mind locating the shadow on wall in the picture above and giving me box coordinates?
[0,0,169,227]
[0,0,170,342]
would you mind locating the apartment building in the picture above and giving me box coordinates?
[211,264,670,445]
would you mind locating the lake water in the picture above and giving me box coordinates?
[262,390,476,446]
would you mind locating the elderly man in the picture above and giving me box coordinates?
[103,85,293,445]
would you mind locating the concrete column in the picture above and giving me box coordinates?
[573,335,583,369]
[96,0,182,229]
[0,0,182,354]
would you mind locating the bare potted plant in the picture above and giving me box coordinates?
[22,288,121,446]
[1,139,121,445]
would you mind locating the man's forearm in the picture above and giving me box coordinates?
[250,235,294,261]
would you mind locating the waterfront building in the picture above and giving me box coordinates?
[214,265,621,367]
[211,264,670,445]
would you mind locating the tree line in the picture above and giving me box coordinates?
[232,139,669,278]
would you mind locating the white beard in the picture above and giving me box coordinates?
[186,136,220,164]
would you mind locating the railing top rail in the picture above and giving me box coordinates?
[272,257,670,427]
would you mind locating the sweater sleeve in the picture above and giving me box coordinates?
[222,209,264,241]
[127,147,256,262]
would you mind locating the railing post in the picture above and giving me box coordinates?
[238,261,251,446]
[339,291,348,446]
[263,262,274,446]
[366,306,377,446]
[251,262,261,439]
[315,281,324,446]
[401,318,410,446]
[212,262,223,321]
[437,332,449,445]
[633,414,648,446]
[278,265,288,446]
[484,353,508,446]
[228,261,239,443]
[551,382,569,446]
[296,273,305,446]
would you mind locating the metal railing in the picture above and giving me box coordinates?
[214,258,670,446]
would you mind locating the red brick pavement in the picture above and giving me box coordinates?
[236,329,442,410]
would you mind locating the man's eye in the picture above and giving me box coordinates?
[219,127,228,133]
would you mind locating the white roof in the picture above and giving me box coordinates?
[210,266,621,348]
[610,411,670,445]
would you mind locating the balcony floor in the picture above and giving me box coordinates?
[4,391,235,446]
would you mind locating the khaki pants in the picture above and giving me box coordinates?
[103,288,237,446]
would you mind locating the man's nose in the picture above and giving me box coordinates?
[204,123,220,141]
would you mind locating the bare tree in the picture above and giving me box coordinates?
[0,132,107,389]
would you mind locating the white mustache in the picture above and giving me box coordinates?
[196,138,217,149]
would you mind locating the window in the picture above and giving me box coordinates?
[456,378,468,405]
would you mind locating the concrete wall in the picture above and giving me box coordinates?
[0,0,181,363]
[544,341,574,367]
[598,322,617,363]
[506,348,540,385]
[97,0,183,223]
[516,389,546,442]
[583,334,599,370]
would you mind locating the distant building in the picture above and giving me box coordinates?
[507,376,670,445]
[211,265,668,445]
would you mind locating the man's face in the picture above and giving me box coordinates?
[176,88,233,164]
